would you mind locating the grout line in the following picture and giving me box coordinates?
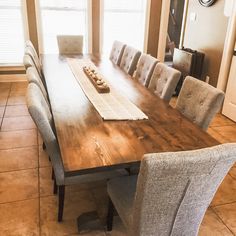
[0,166,39,174]
[0,196,39,206]
[211,207,236,236]
[211,200,236,208]
[0,83,12,128]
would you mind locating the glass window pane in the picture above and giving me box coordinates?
[39,0,88,54]
[0,0,25,64]
[103,0,147,53]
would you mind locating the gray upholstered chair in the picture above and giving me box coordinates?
[148,63,181,102]
[109,41,126,65]
[57,35,83,54]
[24,47,43,78]
[133,54,158,87]
[120,46,141,76]
[107,143,236,236]
[26,67,48,103]
[26,83,127,222]
[25,40,40,65]
[176,76,225,130]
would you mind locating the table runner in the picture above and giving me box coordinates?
[67,58,148,120]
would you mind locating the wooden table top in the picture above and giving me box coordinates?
[42,54,219,176]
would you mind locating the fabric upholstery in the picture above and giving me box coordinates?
[25,47,43,78]
[26,67,48,104]
[25,40,41,66]
[108,143,236,236]
[109,41,126,65]
[26,83,127,186]
[148,63,181,102]
[133,54,158,87]
[176,76,225,130]
[57,35,83,54]
[120,46,141,76]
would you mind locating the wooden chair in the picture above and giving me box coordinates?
[107,144,236,235]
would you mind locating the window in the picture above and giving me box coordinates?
[0,0,27,64]
[38,0,90,54]
[102,0,148,53]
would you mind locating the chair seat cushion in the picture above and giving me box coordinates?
[107,175,138,227]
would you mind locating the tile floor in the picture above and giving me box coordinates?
[0,81,236,235]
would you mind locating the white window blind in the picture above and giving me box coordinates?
[38,0,89,54]
[0,0,26,64]
[102,0,148,53]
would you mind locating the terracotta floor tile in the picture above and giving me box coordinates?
[38,131,43,145]
[40,190,96,235]
[39,146,51,167]
[0,106,5,118]
[211,175,236,206]
[10,82,28,95]
[0,129,37,149]
[1,116,36,131]
[0,169,38,203]
[199,208,233,236]
[7,94,26,105]
[210,114,236,127]
[40,167,53,197]
[0,94,9,106]
[214,203,236,234]
[210,126,236,143]
[4,105,29,117]
[0,147,38,172]
[229,164,236,180]
[0,198,39,235]
[207,128,229,143]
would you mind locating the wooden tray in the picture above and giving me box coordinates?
[83,66,110,93]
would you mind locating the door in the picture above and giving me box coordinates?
[222,44,236,122]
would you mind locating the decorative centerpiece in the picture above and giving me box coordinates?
[83,66,110,93]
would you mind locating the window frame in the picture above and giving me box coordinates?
[100,0,151,54]
[0,0,29,67]
[35,0,93,54]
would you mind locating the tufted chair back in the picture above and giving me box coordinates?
[25,40,41,65]
[26,83,65,185]
[57,35,83,55]
[26,67,49,104]
[176,76,225,130]
[148,63,181,102]
[133,54,158,87]
[109,41,126,65]
[131,143,236,235]
[120,46,141,76]
[25,47,43,78]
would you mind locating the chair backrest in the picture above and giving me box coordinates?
[148,63,181,102]
[25,47,43,77]
[109,41,126,65]
[26,67,48,103]
[131,143,236,236]
[26,83,65,185]
[133,54,158,87]
[120,46,141,76]
[25,40,40,65]
[57,35,83,54]
[176,76,225,130]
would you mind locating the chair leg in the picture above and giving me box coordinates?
[107,197,114,231]
[53,180,58,195]
[43,142,46,150]
[58,185,65,222]
[51,168,54,180]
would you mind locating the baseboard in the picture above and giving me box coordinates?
[0,74,27,82]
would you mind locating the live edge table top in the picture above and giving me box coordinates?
[42,54,219,176]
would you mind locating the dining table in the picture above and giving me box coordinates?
[42,53,219,178]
